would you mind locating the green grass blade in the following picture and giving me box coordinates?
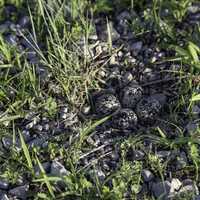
[188,42,199,63]
[19,131,33,170]
[35,156,55,198]
[0,115,21,123]
[157,127,166,138]
[80,115,111,138]
[191,94,200,102]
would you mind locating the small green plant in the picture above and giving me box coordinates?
[189,142,200,181]
[162,0,193,22]
[171,41,200,71]
[44,97,57,117]
[93,0,113,13]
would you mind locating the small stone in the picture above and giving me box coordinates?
[26,51,37,60]
[86,136,97,146]
[116,11,132,36]
[50,161,69,177]
[182,179,193,186]
[0,22,11,33]
[9,23,20,32]
[30,57,40,65]
[4,34,18,46]
[151,181,171,199]
[60,112,68,119]
[61,107,69,114]
[185,122,198,135]
[189,12,200,21]
[171,178,182,191]
[4,4,17,17]
[98,69,107,78]
[9,184,29,200]
[34,162,51,176]
[141,169,154,182]
[116,11,131,22]
[176,151,188,170]
[43,124,50,131]
[194,195,200,200]
[122,71,133,85]
[34,124,43,132]
[0,194,9,200]
[18,16,30,28]
[127,149,145,161]
[25,121,35,129]
[130,41,143,56]
[156,151,171,159]
[28,136,48,148]
[188,3,200,14]
[151,56,157,63]
[2,137,21,151]
[0,180,9,190]
[178,184,199,196]
[118,51,123,57]
[82,105,91,115]
[88,34,98,41]
[191,105,200,118]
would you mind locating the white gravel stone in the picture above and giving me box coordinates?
[141,169,154,182]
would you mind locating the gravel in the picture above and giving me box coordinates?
[34,162,51,176]
[178,183,199,196]
[21,130,31,142]
[175,151,188,170]
[18,16,30,28]
[191,105,200,118]
[141,169,154,182]
[1,137,21,151]
[129,41,143,56]
[9,184,29,200]
[151,181,172,199]
[127,149,145,161]
[194,195,200,200]
[28,136,49,148]
[0,194,9,200]
[0,180,9,190]
[50,161,69,177]
[156,151,171,159]
[4,34,18,45]
[170,178,182,191]
[185,122,199,135]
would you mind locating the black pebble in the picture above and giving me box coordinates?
[18,16,30,28]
